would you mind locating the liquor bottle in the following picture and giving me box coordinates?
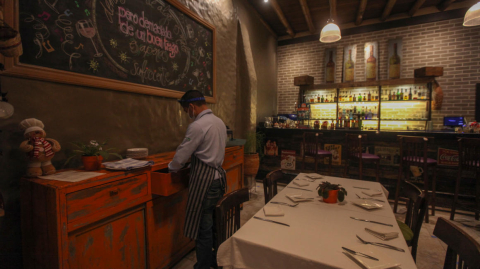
[366,45,377,81]
[325,95,329,102]
[389,90,392,101]
[349,92,353,102]
[373,106,378,119]
[316,94,319,103]
[354,106,357,114]
[358,93,362,102]
[408,88,412,100]
[404,89,408,100]
[363,94,366,101]
[361,106,365,119]
[321,95,324,103]
[389,43,401,79]
[334,94,337,102]
[413,87,418,100]
[326,51,335,83]
[398,89,402,100]
[353,94,356,102]
[345,50,355,82]
[418,87,423,100]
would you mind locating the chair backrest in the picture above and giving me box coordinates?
[458,138,480,171]
[215,188,249,250]
[398,136,430,165]
[263,169,282,204]
[345,134,367,159]
[433,217,480,269]
[303,132,322,157]
[400,180,426,261]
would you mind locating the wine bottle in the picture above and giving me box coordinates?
[400,89,404,100]
[404,89,408,100]
[353,94,356,102]
[358,93,362,102]
[389,43,400,79]
[321,95,324,103]
[408,88,412,100]
[349,92,353,101]
[345,50,355,82]
[334,94,338,102]
[363,94,366,101]
[368,91,371,101]
[366,45,377,81]
[326,51,335,83]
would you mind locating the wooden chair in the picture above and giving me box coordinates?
[433,217,480,269]
[344,134,380,182]
[395,180,426,262]
[303,132,332,175]
[215,188,249,252]
[393,136,437,223]
[263,169,282,204]
[451,138,480,221]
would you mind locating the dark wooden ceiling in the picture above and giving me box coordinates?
[245,0,477,41]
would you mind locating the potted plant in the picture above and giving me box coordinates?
[317,181,347,203]
[65,140,122,171]
[243,131,265,177]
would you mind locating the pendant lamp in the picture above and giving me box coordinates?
[464,2,480,26]
[320,18,341,43]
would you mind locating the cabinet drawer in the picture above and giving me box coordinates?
[151,168,190,196]
[223,151,243,170]
[66,174,148,222]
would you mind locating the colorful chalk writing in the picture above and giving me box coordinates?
[74,43,84,50]
[85,9,90,16]
[64,9,73,16]
[38,11,51,21]
[42,40,55,52]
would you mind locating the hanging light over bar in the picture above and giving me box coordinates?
[464,2,480,26]
[320,19,341,43]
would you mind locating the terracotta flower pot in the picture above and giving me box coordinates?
[82,155,103,171]
[244,153,260,177]
[323,189,339,203]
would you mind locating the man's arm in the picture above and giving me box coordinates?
[168,123,204,172]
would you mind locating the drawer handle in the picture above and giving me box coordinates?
[110,188,120,196]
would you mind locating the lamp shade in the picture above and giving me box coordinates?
[320,22,341,43]
[464,2,480,26]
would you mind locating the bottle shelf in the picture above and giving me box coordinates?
[306,102,337,105]
[309,118,337,120]
[338,101,379,103]
[380,119,429,121]
[381,99,429,102]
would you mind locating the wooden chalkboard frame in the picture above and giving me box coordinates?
[0,0,217,103]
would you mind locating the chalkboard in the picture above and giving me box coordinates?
[3,0,216,100]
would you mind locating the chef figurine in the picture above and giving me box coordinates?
[19,118,61,177]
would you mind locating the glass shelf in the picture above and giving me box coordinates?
[381,99,429,102]
[310,118,336,120]
[306,102,337,105]
[380,119,428,121]
[339,101,379,103]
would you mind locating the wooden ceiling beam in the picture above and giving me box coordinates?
[279,0,476,41]
[437,0,456,11]
[270,0,295,37]
[329,0,337,21]
[355,0,368,25]
[409,0,427,17]
[240,0,277,38]
[299,0,316,34]
[381,0,397,21]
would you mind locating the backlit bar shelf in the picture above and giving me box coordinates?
[382,100,429,102]
[381,119,428,121]
[338,101,379,103]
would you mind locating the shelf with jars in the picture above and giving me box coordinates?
[294,78,433,131]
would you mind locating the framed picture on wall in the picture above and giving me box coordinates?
[364,42,378,81]
[343,45,356,82]
[388,38,403,79]
[324,48,337,84]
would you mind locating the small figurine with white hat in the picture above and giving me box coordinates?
[19,118,61,177]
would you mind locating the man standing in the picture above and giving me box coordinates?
[169,90,227,269]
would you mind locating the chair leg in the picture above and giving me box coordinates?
[329,156,332,176]
[315,156,318,173]
[303,155,306,170]
[393,164,403,213]
[423,164,429,223]
[359,160,363,181]
[431,166,437,217]
[375,160,380,182]
[344,159,348,178]
[476,175,480,221]
[450,170,462,220]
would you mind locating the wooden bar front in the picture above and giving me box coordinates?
[21,146,244,269]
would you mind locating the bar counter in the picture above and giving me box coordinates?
[257,126,480,207]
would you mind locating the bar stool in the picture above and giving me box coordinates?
[393,136,437,223]
[450,138,480,221]
[344,134,380,182]
[302,132,332,175]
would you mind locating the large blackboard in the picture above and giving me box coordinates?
[13,0,215,98]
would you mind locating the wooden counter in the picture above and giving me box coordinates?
[21,146,244,269]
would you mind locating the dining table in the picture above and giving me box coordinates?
[217,173,417,269]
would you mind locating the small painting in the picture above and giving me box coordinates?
[264,140,278,156]
[364,42,378,81]
[388,38,403,79]
[324,144,342,165]
[324,48,337,84]
[343,45,356,82]
[281,150,296,170]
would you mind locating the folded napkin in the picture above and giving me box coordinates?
[104,158,154,170]
[362,190,383,197]
[293,180,310,187]
[365,227,399,241]
[263,205,284,217]
[305,173,323,179]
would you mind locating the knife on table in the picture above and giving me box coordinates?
[342,247,379,261]
[350,217,393,227]
[253,216,290,227]
[287,186,313,192]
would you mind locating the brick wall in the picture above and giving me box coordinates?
[277,18,480,129]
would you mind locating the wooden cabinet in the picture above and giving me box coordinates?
[21,146,244,269]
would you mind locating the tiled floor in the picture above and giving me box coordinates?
[172,183,480,269]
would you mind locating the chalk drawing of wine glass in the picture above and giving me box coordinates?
[76,19,103,57]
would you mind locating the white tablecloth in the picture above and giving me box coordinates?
[217,173,417,269]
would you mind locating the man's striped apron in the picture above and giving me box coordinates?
[184,154,226,239]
